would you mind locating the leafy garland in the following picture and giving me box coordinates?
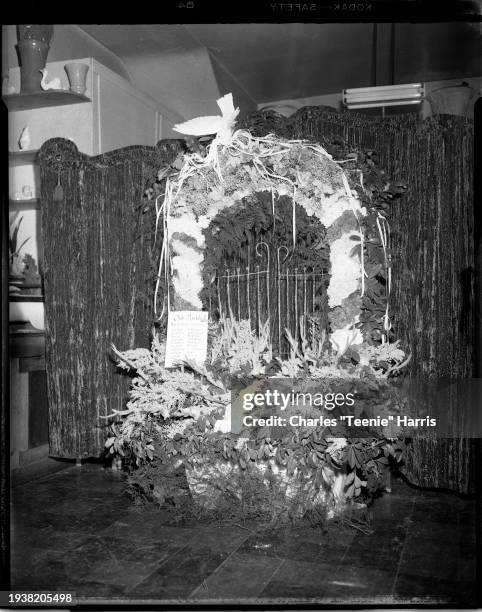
[202,193,330,276]
[339,149,407,343]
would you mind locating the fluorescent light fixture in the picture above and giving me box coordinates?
[343,83,425,110]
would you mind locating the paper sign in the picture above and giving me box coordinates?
[164,311,208,368]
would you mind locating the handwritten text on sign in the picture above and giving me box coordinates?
[164,311,208,368]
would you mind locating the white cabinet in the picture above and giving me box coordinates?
[92,61,163,152]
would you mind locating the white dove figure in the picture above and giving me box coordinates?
[173,93,240,145]
[39,69,62,91]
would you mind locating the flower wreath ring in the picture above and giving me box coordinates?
[153,93,392,354]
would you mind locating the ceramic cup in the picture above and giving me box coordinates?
[64,62,89,95]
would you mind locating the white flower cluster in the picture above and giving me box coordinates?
[329,324,363,355]
[158,418,195,439]
[359,340,406,365]
[169,212,206,247]
[171,239,204,309]
[327,232,362,309]
[317,189,360,229]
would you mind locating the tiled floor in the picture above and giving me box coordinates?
[10,464,478,605]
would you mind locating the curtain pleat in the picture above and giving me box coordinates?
[38,138,182,458]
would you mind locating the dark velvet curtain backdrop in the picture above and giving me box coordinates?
[38,138,181,458]
[39,110,475,493]
[240,109,475,493]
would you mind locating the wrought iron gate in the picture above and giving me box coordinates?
[208,242,329,356]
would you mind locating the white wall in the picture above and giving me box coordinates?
[125,46,221,122]
[209,54,257,118]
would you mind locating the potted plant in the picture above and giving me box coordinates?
[22,254,43,296]
[9,212,30,280]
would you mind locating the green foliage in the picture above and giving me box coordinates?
[9,212,31,257]
[125,408,406,525]
[201,192,330,322]
[209,317,273,376]
[107,317,409,524]
[105,339,229,466]
[203,193,329,271]
[335,149,406,344]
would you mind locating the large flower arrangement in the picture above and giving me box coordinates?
[105,95,410,525]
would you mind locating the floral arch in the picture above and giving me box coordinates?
[108,95,410,522]
[158,129,380,353]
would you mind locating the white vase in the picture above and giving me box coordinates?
[64,62,89,95]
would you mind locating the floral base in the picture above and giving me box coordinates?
[185,455,349,520]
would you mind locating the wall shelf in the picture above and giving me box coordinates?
[9,150,39,166]
[3,90,90,111]
[9,198,40,211]
[9,295,44,302]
